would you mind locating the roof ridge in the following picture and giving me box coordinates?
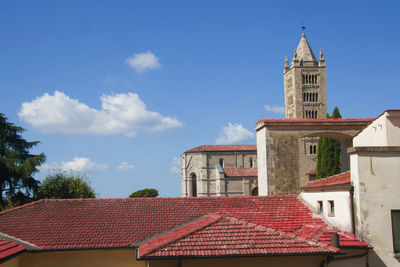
[307,171,350,184]
[136,213,222,257]
[0,199,47,215]
[224,216,339,253]
[0,232,41,250]
[185,144,257,153]
[224,167,258,170]
[13,195,297,201]
[301,172,351,189]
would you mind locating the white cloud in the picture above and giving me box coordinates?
[126,51,161,73]
[264,105,285,114]
[117,162,135,171]
[216,123,255,145]
[18,91,183,137]
[169,157,180,174]
[39,157,108,172]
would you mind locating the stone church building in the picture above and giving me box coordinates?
[181,32,372,197]
[180,145,258,197]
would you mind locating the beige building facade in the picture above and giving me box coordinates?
[256,118,372,195]
[349,110,400,266]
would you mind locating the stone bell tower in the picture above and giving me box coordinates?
[283,32,327,119]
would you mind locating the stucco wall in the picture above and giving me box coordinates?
[300,191,353,233]
[257,127,268,195]
[2,257,19,267]
[16,249,143,267]
[256,121,366,195]
[148,255,324,267]
[351,150,400,266]
[353,110,400,147]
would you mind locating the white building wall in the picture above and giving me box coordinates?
[350,151,400,266]
[353,110,400,147]
[257,127,268,195]
[350,110,400,266]
[300,191,353,233]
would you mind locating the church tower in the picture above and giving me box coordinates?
[283,32,327,119]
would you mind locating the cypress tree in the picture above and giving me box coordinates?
[0,113,45,209]
[316,107,342,179]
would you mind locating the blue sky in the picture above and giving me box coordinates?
[1,1,399,197]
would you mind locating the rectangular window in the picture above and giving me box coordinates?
[392,210,400,253]
[318,201,323,214]
[328,200,335,216]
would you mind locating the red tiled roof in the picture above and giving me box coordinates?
[139,216,340,258]
[0,239,25,261]
[0,196,367,256]
[185,145,256,153]
[138,214,222,256]
[305,169,316,175]
[224,168,257,177]
[257,118,375,124]
[301,172,350,190]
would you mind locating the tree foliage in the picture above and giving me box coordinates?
[0,113,45,208]
[129,188,159,198]
[316,107,342,179]
[38,170,96,199]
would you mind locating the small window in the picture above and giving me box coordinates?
[318,201,323,214]
[249,158,253,168]
[392,210,400,252]
[191,173,197,197]
[251,187,258,196]
[328,200,335,216]
[219,159,224,168]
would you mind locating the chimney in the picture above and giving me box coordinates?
[331,232,340,248]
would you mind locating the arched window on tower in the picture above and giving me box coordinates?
[219,158,224,168]
[315,110,318,118]
[191,173,197,197]
[316,92,318,101]
[315,75,318,84]
[302,75,305,84]
[249,158,253,168]
[313,145,317,154]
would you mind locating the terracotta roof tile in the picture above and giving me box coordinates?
[301,172,350,190]
[0,196,367,254]
[138,214,222,256]
[140,216,340,258]
[0,239,25,261]
[185,145,256,153]
[305,169,316,175]
[257,118,374,124]
[224,168,257,177]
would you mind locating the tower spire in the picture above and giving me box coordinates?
[294,31,316,62]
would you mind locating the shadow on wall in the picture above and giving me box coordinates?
[368,250,391,267]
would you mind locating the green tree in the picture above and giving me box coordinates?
[129,188,159,198]
[38,170,96,199]
[316,107,342,179]
[0,113,45,208]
